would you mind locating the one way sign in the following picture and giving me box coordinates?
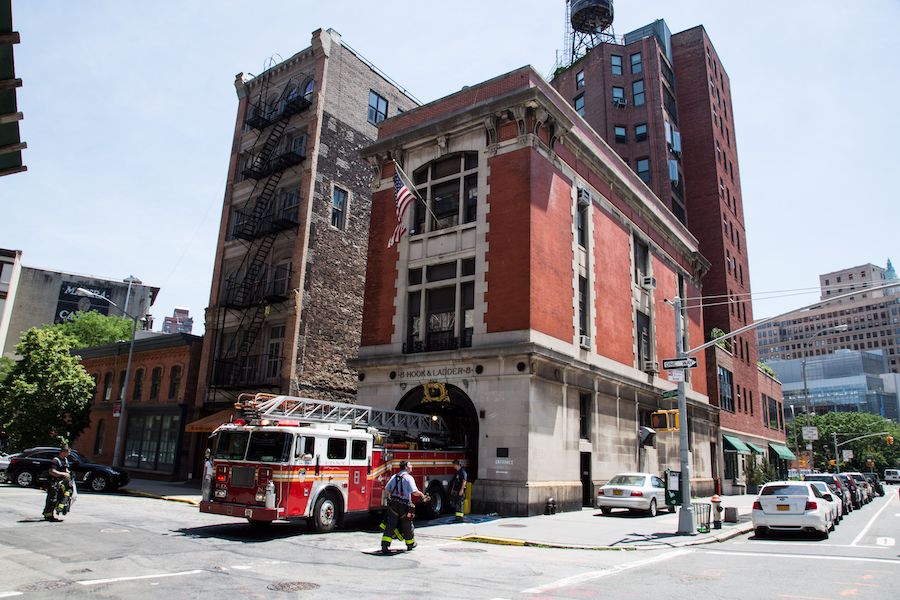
[662,357,698,370]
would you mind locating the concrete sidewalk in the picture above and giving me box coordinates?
[120,478,754,550]
[421,495,756,550]
[121,478,202,506]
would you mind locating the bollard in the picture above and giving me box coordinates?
[710,494,723,529]
[545,497,558,515]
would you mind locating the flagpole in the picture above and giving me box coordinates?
[392,159,441,227]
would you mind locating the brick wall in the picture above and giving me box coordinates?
[592,207,634,364]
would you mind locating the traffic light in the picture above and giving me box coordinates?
[650,409,679,432]
[887,435,894,445]
[828,459,836,466]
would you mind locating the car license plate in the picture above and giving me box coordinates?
[777,504,789,511]
[613,489,623,496]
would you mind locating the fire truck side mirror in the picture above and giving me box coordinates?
[299,453,313,462]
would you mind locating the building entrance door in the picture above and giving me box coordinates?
[580,452,592,507]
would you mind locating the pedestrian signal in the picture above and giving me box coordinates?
[650,409,679,432]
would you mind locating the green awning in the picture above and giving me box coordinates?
[769,443,796,461]
[745,442,767,455]
[723,435,751,455]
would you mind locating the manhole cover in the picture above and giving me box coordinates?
[441,547,487,553]
[498,523,527,528]
[18,580,68,592]
[267,582,320,592]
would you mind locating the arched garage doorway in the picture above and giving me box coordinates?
[397,382,479,480]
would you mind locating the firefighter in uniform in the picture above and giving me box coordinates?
[43,445,71,521]
[449,459,467,522]
[381,461,429,554]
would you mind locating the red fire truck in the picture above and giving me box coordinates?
[199,394,466,532]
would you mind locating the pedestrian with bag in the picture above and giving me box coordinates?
[380,461,429,554]
[449,459,467,522]
[43,445,72,522]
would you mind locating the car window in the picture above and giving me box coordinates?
[608,475,646,486]
[245,431,292,463]
[32,451,58,460]
[810,483,827,498]
[651,476,665,488]
[327,438,347,460]
[761,484,809,496]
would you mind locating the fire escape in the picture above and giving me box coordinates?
[208,73,314,401]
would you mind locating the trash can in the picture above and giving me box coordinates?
[692,502,711,533]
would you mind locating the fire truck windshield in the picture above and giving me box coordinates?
[245,431,292,463]
[215,431,249,460]
[214,430,293,463]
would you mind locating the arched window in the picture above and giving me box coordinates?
[133,368,144,401]
[102,372,113,402]
[302,78,315,101]
[168,365,182,400]
[410,152,478,235]
[91,373,100,403]
[149,367,162,400]
[93,419,105,455]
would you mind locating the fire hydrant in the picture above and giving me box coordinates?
[710,495,723,529]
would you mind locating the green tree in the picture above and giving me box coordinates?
[50,311,133,349]
[710,327,731,352]
[786,412,900,472]
[0,328,95,450]
[0,356,13,384]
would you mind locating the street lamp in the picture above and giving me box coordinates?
[799,324,848,471]
[76,286,143,468]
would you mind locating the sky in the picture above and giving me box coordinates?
[3,1,898,333]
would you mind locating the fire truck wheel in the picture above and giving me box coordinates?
[311,492,342,533]
[425,484,446,518]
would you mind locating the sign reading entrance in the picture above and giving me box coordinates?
[662,357,698,370]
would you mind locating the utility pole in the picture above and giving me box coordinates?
[674,296,694,535]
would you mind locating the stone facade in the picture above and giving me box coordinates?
[197,28,418,407]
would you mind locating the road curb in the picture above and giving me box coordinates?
[121,489,199,506]
[453,522,753,551]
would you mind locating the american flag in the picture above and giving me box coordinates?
[388,171,416,248]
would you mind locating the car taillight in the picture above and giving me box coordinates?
[805,501,817,510]
[630,490,643,497]
[597,489,605,496]
[752,501,762,510]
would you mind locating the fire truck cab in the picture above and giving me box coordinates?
[200,394,465,532]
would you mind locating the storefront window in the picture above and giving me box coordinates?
[124,411,182,472]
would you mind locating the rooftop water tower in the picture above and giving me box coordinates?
[567,0,615,64]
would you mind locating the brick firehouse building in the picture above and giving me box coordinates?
[354,67,719,516]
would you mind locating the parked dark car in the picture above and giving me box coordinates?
[863,473,885,496]
[803,473,852,515]
[6,447,129,492]
[837,473,863,509]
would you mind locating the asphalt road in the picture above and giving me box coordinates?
[0,485,897,599]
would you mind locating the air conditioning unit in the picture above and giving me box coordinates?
[613,97,627,107]
[641,276,657,290]
[642,360,660,373]
[579,335,591,349]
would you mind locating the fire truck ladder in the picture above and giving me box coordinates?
[236,394,451,438]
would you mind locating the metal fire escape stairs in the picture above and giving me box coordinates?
[235,394,451,440]
[208,73,313,401]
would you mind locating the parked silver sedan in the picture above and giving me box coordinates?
[596,472,669,517]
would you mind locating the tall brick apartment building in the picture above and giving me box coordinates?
[196,28,418,419]
[550,20,788,492]
[356,66,719,516]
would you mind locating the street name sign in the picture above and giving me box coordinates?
[662,357,698,370]
[801,426,819,441]
[661,390,679,399]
